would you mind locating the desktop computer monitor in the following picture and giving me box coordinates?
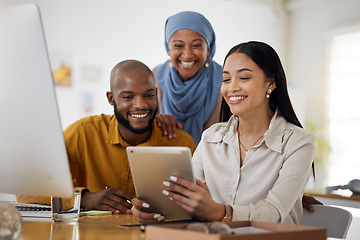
[0,3,74,198]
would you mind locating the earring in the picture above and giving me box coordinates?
[265,89,272,98]
[205,62,209,68]
[169,62,173,68]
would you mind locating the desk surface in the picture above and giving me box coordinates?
[19,214,145,240]
[18,214,341,240]
[305,189,360,202]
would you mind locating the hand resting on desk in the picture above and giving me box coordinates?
[81,187,133,214]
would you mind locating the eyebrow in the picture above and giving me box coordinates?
[120,88,156,94]
[223,68,253,74]
[172,39,204,43]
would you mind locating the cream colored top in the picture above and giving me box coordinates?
[192,110,315,224]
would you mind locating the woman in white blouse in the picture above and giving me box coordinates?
[132,41,315,224]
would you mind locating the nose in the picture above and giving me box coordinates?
[227,78,239,93]
[182,46,194,59]
[133,96,147,109]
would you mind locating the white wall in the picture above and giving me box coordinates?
[3,0,358,137]
[286,0,360,126]
[4,0,286,129]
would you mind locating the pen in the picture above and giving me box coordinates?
[105,186,132,205]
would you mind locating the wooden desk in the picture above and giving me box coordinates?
[18,214,340,240]
[305,189,360,208]
[19,214,145,240]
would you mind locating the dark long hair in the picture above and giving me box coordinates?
[220,41,302,128]
[220,41,315,176]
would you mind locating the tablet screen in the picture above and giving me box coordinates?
[127,146,194,220]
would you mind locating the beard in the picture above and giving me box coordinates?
[113,101,157,134]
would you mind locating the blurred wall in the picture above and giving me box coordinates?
[4,0,287,129]
[286,0,360,127]
[3,0,360,131]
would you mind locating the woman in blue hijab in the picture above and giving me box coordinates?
[154,11,223,145]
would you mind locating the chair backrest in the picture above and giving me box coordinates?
[299,205,352,239]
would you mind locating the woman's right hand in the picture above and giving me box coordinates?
[155,114,182,139]
[131,198,165,223]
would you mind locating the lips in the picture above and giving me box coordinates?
[228,95,247,105]
[181,61,195,68]
[229,96,246,102]
[128,112,150,119]
[229,96,245,101]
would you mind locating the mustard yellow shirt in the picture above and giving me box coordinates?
[17,114,196,205]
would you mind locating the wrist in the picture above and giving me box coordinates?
[221,204,233,222]
[80,190,92,209]
[210,203,227,221]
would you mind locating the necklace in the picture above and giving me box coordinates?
[239,134,264,153]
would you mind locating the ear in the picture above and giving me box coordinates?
[106,91,114,106]
[268,76,276,91]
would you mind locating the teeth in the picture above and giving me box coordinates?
[229,96,245,101]
[181,61,195,67]
[130,113,148,118]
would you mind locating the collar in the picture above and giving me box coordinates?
[263,109,286,153]
[203,109,286,153]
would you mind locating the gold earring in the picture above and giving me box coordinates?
[205,62,209,68]
[266,89,272,98]
[169,62,173,68]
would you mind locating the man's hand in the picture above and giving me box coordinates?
[156,114,182,139]
[81,188,133,214]
[302,194,323,212]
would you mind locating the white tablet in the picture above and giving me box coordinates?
[126,146,194,220]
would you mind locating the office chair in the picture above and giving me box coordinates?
[299,204,352,239]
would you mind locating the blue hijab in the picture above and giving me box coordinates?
[154,11,222,145]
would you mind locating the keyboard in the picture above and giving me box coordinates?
[16,205,52,218]
[15,204,91,218]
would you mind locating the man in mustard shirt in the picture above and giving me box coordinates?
[18,60,196,214]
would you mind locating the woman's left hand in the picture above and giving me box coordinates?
[163,176,225,221]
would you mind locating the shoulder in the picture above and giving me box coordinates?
[174,128,196,152]
[154,61,171,83]
[284,121,315,144]
[202,121,231,143]
[64,114,113,135]
[212,61,223,72]
[154,125,196,152]
[272,113,315,150]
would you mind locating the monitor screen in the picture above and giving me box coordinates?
[0,3,73,198]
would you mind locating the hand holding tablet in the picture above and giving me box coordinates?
[126,146,195,221]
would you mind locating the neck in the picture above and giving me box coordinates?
[118,124,152,146]
[237,106,274,135]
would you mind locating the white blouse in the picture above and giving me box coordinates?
[192,110,315,224]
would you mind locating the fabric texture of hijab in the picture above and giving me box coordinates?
[155,11,222,145]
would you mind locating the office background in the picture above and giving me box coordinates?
[4,0,358,189]
[1,1,360,238]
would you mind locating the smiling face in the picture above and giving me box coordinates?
[107,65,158,139]
[168,29,209,81]
[221,53,275,117]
